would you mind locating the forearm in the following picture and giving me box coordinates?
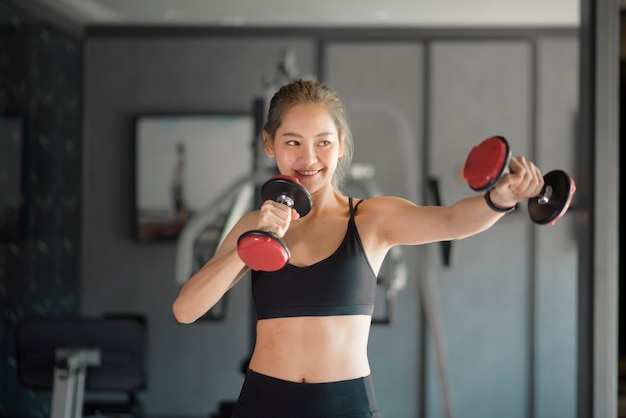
[448,190,514,239]
[172,247,248,324]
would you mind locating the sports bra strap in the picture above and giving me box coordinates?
[349,197,365,217]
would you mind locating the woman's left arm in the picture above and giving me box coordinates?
[375,155,544,247]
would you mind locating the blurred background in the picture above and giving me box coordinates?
[0,1,620,417]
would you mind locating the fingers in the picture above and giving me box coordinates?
[503,156,544,198]
[255,201,298,238]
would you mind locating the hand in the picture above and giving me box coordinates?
[491,156,544,208]
[254,200,300,238]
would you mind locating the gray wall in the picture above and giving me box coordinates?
[0,1,83,415]
[82,29,579,417]
[424,38,579,418]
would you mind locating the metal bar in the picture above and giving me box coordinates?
[577,1,620,417]
[592,1,619,417]
[527,39,538,418]
[50,349,101,418]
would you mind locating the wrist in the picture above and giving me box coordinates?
[484,190,518,214]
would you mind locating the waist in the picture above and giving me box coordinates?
[249,315,371,383]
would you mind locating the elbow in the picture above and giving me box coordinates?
[172,299,197,324]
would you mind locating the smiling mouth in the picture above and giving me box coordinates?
[295,170,321,176]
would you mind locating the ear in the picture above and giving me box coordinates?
[263,132,275,158]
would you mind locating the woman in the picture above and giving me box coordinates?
[172,79,545,417]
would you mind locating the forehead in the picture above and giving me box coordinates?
[279,103,337,130]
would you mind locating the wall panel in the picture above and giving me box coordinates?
[426,40,533,418]
[534,37,579,418]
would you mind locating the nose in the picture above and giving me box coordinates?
[298,143,318,164]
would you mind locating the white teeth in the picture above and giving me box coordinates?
[297,170,319,176]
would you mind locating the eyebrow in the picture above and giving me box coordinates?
[280,132,334,138]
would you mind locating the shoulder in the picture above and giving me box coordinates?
[350,196,418,238]
[354,196,441,247]
[354,196,419,215]
[352,196,425,228]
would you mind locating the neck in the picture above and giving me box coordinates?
[306,185,344,215]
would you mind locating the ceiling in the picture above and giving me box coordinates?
[15,0,584,29]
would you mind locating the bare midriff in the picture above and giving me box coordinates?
[248,315,372,383]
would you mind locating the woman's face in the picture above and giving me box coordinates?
[265,103,343,192]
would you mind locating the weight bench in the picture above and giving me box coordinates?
[15,316,147,418]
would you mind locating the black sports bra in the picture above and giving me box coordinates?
[251,198,377,319]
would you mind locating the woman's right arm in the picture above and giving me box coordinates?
[173,197,298,324]
[172,212,256,324]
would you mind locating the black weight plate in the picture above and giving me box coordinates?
[528,170,573,225]
[261,176,313,217]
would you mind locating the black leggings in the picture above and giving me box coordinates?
[231,369,382,418]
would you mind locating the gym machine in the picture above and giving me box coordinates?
[50,348,101,418]
[16,317,146,418]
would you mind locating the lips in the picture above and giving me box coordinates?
[295,169,322,177]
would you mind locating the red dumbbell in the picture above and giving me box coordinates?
[237,175,312,271]
[463,135,576,225]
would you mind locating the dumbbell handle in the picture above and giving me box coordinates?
[257,194,296,238]
[275,194,295,208]
[535,184,553,205]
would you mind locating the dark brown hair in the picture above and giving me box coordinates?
[263,79,354,189]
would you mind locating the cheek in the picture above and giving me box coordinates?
[316,150,340,172]
[274,152,294,170]
[324,147,341,162]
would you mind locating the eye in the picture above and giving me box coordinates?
[286,140,300,146]
[318,140,331,147]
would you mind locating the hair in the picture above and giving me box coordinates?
[263,79,354,189]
